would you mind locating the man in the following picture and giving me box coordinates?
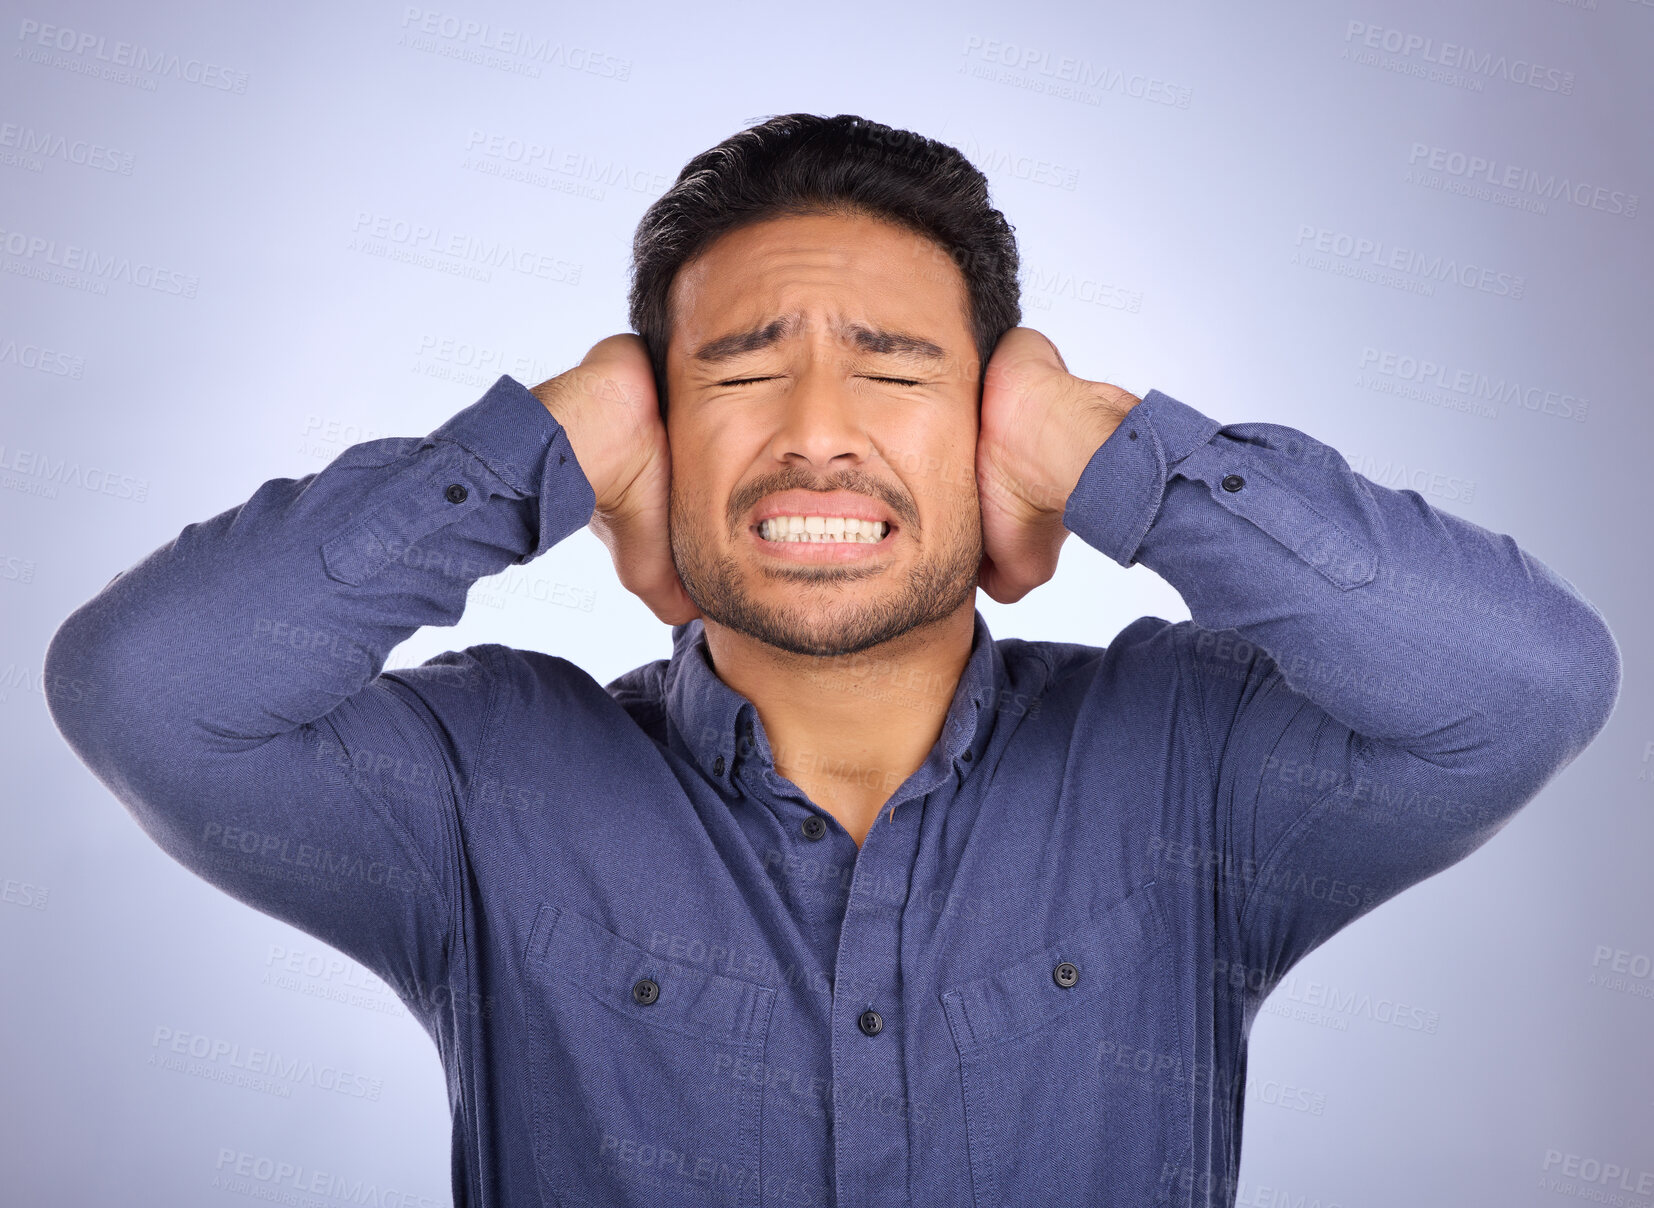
[44,113,1620,1208]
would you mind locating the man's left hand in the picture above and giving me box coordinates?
[975,326,1140,603]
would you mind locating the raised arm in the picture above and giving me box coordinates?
[976,327,1620,989]
[41,336,677,1011]
[1060,386,1621,985]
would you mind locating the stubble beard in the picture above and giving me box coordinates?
[668,487,982,658]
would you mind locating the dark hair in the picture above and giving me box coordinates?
[627,112,1022,416]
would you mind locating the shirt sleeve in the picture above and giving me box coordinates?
[42,374,596,1014]
[1061,388,1622,991]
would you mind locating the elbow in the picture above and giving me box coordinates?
[44,590,189,828]
[43,600,110,761]
[44,603,89,730]
[42,588,136,769]
[1567,599,1622,748]
[1508,595,1622,775]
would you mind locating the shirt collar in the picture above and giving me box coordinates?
[663,608,1006,809]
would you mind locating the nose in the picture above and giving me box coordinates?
[767,359,873,471]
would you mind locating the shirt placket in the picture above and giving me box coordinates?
[825,765,945,1208]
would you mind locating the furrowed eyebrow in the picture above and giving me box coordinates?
[690,314,949,368]
[691,317,795,365]
[844,323,949,366]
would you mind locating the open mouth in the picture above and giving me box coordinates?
[755,516,891,544]
[749,515,899,560]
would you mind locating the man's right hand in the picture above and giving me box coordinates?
[531,334,702,627]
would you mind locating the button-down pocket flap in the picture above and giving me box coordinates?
[940,883,1163,1052]
[527,903,774,1045]
[1198,461,1377,590]
[321,462,483,587]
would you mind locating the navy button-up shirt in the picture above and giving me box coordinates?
[44,373,1621,1208]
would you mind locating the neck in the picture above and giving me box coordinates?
[701,603,977,845]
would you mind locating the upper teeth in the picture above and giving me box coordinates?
[759,516,889,543]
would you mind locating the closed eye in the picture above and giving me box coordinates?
[716,375,925,387]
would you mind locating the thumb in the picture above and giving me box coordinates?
[1034,329,1068,373]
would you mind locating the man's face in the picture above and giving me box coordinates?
[664,210,983,658]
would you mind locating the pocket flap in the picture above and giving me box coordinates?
[940,882,1165,1052]
[526,903,774,1045]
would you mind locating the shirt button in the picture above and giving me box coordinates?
[801,815,827,841]
[1053,960,1080,989]
[1221,474,1245,492]
[857,1009,883,1037]
[632,977,660,1005]
[713,756,725,776]
[961,749,973,763]
[444,483,469,503]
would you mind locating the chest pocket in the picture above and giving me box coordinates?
[939,881,1190,1207]
[521,903,778,1208]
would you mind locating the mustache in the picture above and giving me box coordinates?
[726,469,918,530]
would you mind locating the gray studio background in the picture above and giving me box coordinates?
[3,0,1650,1204]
